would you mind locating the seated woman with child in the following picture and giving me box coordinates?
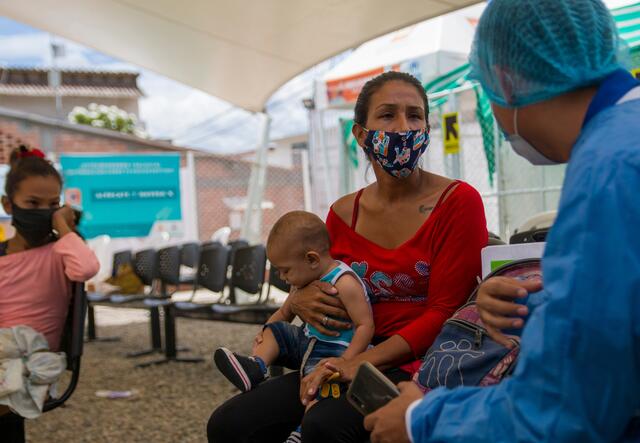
[208,71,488,443]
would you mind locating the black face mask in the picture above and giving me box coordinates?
[11,204,56,247]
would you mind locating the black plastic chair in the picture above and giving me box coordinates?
[510,228,549,245]
[226,239,249,303]
[3,283,86,443]
[87,249,132,303]
[86,250,132,342]
[176,242,230,307]
[157,245,182,296]
[88,249,163,358]
[138,244,230,367]
[195,244,231,300]
[120,248,166,358]
[232,245,267,296]
[487,232,507,246]
[265,264,291,301]
[109,248,159,304]
[210,245,279,324]
[152,243,202,296]
[227,239,250,252]
[135,245,197,365]
[44,282,87,411]
[200,240,223,251]
[179,242,201,285]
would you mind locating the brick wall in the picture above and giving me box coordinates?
[0,119,41,164]
[194,155,305,242]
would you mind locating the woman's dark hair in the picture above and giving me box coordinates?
[354,71,430,126]
[5,145,62,200]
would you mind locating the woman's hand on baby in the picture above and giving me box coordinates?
[290,281,351,337]
[476,276,542,348]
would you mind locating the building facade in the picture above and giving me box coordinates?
[0,67,142,120]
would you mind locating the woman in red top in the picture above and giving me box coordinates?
[208,72,487,443]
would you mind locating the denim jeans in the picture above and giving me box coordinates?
[265,321,347,375]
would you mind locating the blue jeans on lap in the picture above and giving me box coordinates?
[265,321,347,375]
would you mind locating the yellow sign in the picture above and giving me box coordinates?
[443,112,460,155]
[632,68,640,80]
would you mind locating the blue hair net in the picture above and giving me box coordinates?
[469,0,630,108]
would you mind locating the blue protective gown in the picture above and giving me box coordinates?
[409,73,640,442]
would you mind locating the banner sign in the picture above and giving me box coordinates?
[443,112,461,155]
[327,68,386,107]
[60,154,182,239]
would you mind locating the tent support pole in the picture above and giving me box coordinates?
[241,112,271,244]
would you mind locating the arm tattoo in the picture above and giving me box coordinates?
[419,205,434,214]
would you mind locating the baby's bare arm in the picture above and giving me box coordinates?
[265,286,297,324]
[335,275,374,360]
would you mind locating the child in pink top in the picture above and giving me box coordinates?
[0,146,99,351]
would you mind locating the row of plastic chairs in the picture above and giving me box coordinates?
[85,240,290,366]
[86,247,181,355]
[142,241,289,366]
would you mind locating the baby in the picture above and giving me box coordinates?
[214,211,374,442]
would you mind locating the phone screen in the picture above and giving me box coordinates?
[347,362,399,416]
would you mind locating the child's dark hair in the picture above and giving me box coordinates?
[267,211,331,257]
[5,145,62,200]
[354,71,430,126]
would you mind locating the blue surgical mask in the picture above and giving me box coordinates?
[362,128,430,179]
[506,109,558,166]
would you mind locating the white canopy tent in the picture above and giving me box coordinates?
[322,5,483,108]
[0,0,481,113]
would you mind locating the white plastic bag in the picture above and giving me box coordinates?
[0,326,66,418]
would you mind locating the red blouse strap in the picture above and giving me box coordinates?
[351,189,365,230]
[433,180,461,213]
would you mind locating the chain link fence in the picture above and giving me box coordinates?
[193,150,306,244]
[425,88,565,240]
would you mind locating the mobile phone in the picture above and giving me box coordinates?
[346,362,400,416]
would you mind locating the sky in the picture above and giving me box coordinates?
[0,0,636,154]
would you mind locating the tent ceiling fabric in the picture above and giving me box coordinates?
[0,0,481,112]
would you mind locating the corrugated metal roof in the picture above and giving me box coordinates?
[0,67,143,97]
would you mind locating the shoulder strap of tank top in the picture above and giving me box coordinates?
[351,189,365,230]
[433,180,461,213]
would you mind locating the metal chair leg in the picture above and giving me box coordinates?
[136,306,203,367]
[126,307,163,358]
[85,304,120,343]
